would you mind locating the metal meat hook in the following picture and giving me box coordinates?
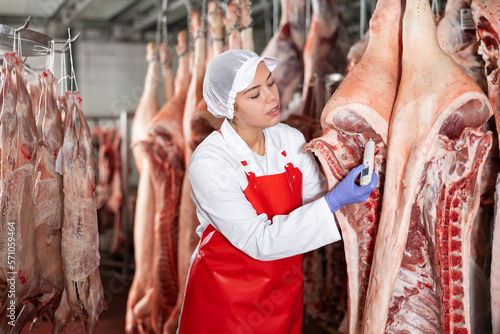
[14,15,31,33]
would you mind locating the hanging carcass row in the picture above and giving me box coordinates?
[135,29,191,334]
[471,1,500,333]
[362,0,492,333]
[0,51,39,333]
[304,0,402,331]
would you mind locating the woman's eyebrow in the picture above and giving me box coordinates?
[243,72,272,95]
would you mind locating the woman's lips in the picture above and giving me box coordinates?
[267,105,280,116]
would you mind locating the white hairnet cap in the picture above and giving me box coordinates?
[203,49,278,119]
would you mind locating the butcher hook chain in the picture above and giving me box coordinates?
[184,0,194,54]
[201,0,208,35]
[238,0,254,32]
[155,0,169,63]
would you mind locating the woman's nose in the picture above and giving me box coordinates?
[264,88,276,103]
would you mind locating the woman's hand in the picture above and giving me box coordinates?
[324,164,378,213]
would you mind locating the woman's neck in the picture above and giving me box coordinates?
[230,121,265,156]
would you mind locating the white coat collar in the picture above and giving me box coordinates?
[219,119,290,175]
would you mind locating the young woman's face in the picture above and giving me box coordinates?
[233,62,280,130]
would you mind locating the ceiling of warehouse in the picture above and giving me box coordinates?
[0,0,449,47]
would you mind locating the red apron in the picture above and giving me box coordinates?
[178,157,304,334]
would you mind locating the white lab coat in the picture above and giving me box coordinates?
[188,119,341,261]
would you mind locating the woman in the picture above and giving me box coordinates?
[177,49,378,333]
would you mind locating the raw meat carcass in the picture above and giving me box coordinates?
[206,0,225,64]
[299,0,350,119]
[138,29,190,334]
[106,129,123,253]
[471,2,500,332]
[53,91,107,334]
[362,0,492,333]
[169,13,214,333]
[137,129,184,334]
[345,31,369,73]
[126,41,162,334]
[437,0,487,92]
[28,69,65,330]
[28,83,40,118]
[224,1,242,50]
[304,0,402,331]
[94,126,123,254]
[57,96,67,124]
[0,52,39,333]
[262,0,306,115]
[131,42,160,173]
[239,0,254,52]
[94,127,111,209]
[160,43,175,103]
[126,30,191,334]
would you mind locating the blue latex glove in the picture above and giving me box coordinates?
[325,164,379,213]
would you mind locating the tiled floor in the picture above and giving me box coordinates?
[20,272,334,334]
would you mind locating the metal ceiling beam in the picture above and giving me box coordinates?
[52,0,103,38]
[111,0,157,23]
[114,0,185,41]
[50,0,72,20]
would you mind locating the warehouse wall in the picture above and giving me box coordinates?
[76,40,155,188]
[76,40,152,117]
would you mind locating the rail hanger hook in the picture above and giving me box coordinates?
[58,28,79,94]
[431,0,440,19]
[67,28,78,92]
[13,15,32,55]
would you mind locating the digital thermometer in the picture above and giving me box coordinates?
[360,139,375,187]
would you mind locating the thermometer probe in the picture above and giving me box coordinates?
[360,139,375,187]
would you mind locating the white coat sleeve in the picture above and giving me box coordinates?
[189,154,341,262]
[291,131,328,205]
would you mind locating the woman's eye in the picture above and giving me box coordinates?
[250,93,260,99]
[268,81,275,86]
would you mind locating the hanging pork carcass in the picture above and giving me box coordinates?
[137,29,191,334]
[0,52,39,333]
[345,31,369,73]
[126,41,162,334]
[24,69,65,331]
[239,0,254,52]
[206,0,225,64]
[471,2,500,333]
[171,11,224,332]
[161,43,175,103]
[304,0,402,331]
[299,0,350,120]
[261,0,306,115]
[53,91,107,334]
[437,0,487,92]
[93,125,124,254]
[362,0,492,332]
[224,1,242,50]
[127,30,191,334]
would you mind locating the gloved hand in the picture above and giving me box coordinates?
[325,164,378,213]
